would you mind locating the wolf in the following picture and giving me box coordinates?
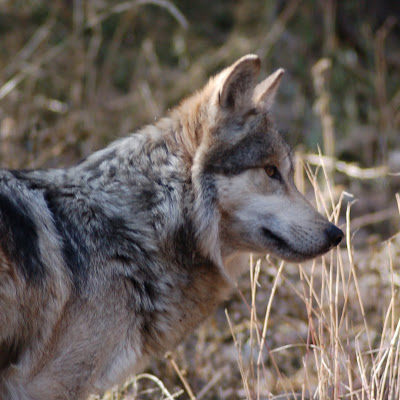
[0,54,343,399]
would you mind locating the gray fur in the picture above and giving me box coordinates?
[0,55,343,399]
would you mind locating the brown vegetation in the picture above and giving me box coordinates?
[0,1,399,399]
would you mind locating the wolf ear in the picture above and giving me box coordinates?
[253,68,284,109]
[218,54,261,110]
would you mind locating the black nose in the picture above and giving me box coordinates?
[325,223,344,247]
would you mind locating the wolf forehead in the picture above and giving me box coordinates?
[203,112,293,176]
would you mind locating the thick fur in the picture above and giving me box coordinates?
[0,55,343,399]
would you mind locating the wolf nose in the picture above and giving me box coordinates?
[325,223,344,247]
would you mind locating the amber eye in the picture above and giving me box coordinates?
[264,165,280,179]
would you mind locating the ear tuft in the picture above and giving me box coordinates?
[253,68,284,109]
[218,54,261,110]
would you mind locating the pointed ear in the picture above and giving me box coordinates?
[253,68,284,109]
[218,54,261,110]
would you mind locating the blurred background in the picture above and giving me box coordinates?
[1,0,399,242]
[1,1,400,399]
[0,0,399,240]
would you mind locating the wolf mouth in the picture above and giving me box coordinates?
[262,227,288,249]
[262,227,314,260]
[262,227,337,261]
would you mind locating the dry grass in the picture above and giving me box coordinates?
[1,1,399,399]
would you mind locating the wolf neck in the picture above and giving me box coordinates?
[169,86,215,161]
[155,88,226,281]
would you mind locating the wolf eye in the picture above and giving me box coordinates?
[264,165,280,180]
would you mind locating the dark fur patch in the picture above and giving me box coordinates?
[262,227,287,248]
[170,221,198,269]
[0,341,21,371]
[199,172,217,207]
[43,190,90,289]
[0,193,45,283]
[107,216,153,265]
[124,276,156,312]
[204,130,274,175]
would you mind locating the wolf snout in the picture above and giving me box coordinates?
[325,223,344,247]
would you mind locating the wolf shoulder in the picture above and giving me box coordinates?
[0,125,188,279]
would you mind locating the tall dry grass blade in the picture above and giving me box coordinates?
[250,257,261,395]
[165,352,197,400]
[257,261,285,364]
[376,319,400,400]
[317,145,336,216]
[355,336,370,400]
[225,309,252,400]
[303,161,330,219]
[334,250,341,400]
[346,202,375,369]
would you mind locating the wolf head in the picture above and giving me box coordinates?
[173,55,343,272]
